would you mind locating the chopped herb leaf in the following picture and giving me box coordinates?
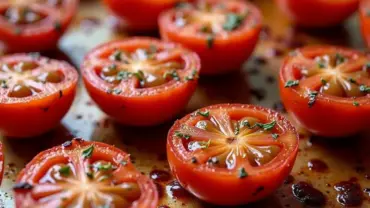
[191,157,198,164]
[0,80,8,89]
[320,78,327,85]
[133,70,145,81]
[116,71,132,81]
[199,140,211,149]
[82,145,94,159]
[272,133,279,139]
[96,163,112,171]
[238,167,248,178]
[256,121,276,131]
[110,50,122,61]
[308,91,318,108]
[86,172,94,179]
[149,44,157,53]
[174,131,191,140]
[113,88,122,95]
[206,35,214,49]
[360,85,370,93]
[59,166,70,176]
[335,53,345,65]
[98,175,111,182]
[120,160,127,166]
[185,69,198,81]
[353,101,359,107]
[285,80,299,88]
[163,70,180,81]
[317,62,325,69]
[200,25,210,33]
[197,110,209,117]
[54,21,62,32]
[349,77,357,84]
[223,13,244,31]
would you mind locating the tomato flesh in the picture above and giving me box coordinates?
[279,46,370,137]
[159,0,262,75]
[360,0,370,48]
[167,104,299,205]
[82,38,200,126]
[0,0,78,52]
[275,0,359,27]
[0,54,78,138]
[14,139,158,208]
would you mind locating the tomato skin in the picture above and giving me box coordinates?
[159,0,262,75]
[275,0,359,27]
[279,47,370,137]
[102,0,185,31]
[360,0,370,48]
[167,104,299,205]
[82,38,201,126]
[0,54,78,138]
[0,142,3,185]
[0,0,78,52]
[14,139,158,208]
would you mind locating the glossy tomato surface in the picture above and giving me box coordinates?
[103,0,189,31]
[82,37,200,126]
[167,104,299,205]
[0,142,3,185]
[275,0,359,27]
[0,54,78,138]
[0,0,78,52]
[279,46,370,137]
[14,138,158,208]
[159,0,262,75]
[360,0,370,48]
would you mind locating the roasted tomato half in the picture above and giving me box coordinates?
[275,0,359,27]
[0,53,78,138]
[159,0,262,75]
[14,138,158,208]
[102,0,191,31]
[82,37,200,126]
[360,0,370,48]
[0,0,78,52]
[167,104,299,205]
[279,46,370,137]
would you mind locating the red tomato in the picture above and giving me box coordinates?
[0,0,78,52]
[102,0,189,31]
[275,0,359,27]
[82,37,200,126]
[167,104,299,205]
[360,0,370,48]
[14,138,158,208]
[0,53,78,138]
[279,46,370,137]
[159,0,262,75]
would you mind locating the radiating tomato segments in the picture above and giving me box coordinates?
[0,54,78,138]
[82,37,200,126]
[14,138,158,208]
[159,0,262,75]
[275,0,359,27]
[279,46,370,137]
[0,0,78,52]
[167,104,299,205]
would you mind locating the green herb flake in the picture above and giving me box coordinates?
[54,21,62,32]
[116,71,132,81]
[58,166,70,176]
[320,78,327,85]
[238,167,248,179]
[174,131,191,140]
[223,13,244,31]
[185,69,198,81]
[348,77,357,84]
[191,157,198,164]
[308,91,319,108]
[200,25,210,33]
[271,133,279,139]
[149,44,157,54]
[86,172,94,179]
[163,70,180,81]
[284,80,299,88]
[353,101,360,107]
[206,35,214,49]
[317,62,325,69]
[110,50,122,61]
[0,80,8,89]
[120,160,127,166]
[82,145,94,159]
[335,53,346,65]
[256,121,276,131]
[96,163,113,171]
[113,88,122,95]
[199,140,211,149]
[197,110,210,117]
[360,85,370,93]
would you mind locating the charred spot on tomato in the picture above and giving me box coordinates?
[13,182,33,191]
[3,7,46,25]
